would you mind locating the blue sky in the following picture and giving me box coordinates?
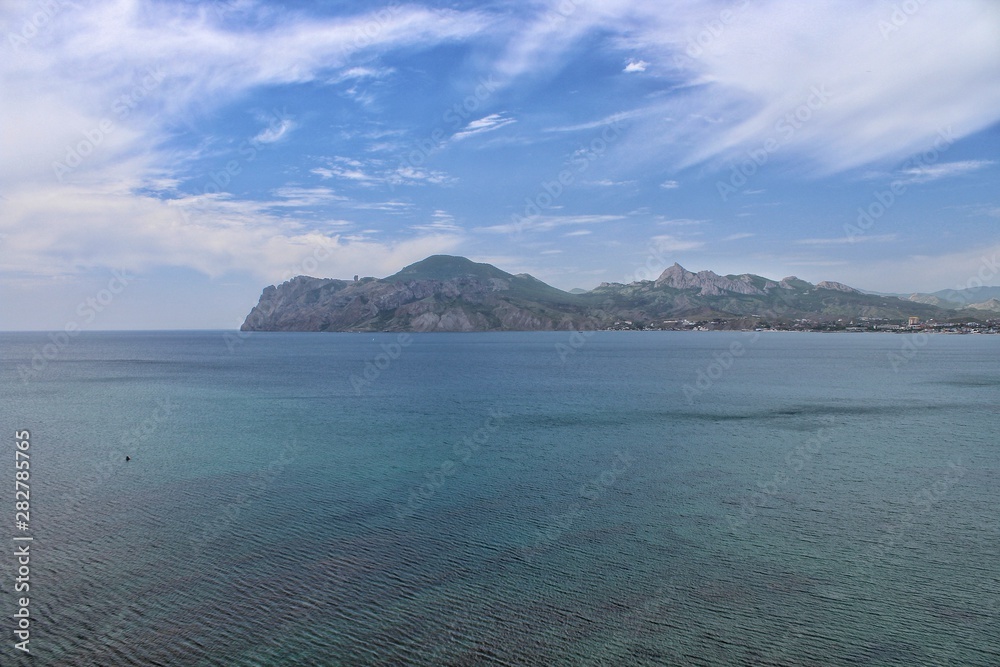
[2,0,999,329]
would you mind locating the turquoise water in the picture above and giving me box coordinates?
[1,331,998,666]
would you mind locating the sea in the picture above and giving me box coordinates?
[1,330,997,666]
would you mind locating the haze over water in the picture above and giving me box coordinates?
[2,331,998,665]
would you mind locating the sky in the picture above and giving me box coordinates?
[1,0,999,330]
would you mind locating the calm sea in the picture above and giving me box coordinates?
[1,331,997,666]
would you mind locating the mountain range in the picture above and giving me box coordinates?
[241,255,999,332]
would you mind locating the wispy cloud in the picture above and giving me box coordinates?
[899,160,996,184]
[270,187,345,207]
[452,113,517,141]
[311,157,382,185]
[311,158,454,187]
[659,179,679,189]
[0,0,487,287]
[253,118,295,144]
[479,214,623,235]
[658,218,705,227]
[723,233,754,241]
[499,0,1000,174]
[388,166,455,186]
[624,59,648,73]
[328,66,396,84]
[796,234,898,245]
[544,110,639,133]
[590,179,635,187]
[651,234,704,252]
[410,210,463,234]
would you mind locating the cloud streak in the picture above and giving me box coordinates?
[451,113,517,141]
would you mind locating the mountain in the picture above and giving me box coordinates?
[929,286,1000,305]
[242,255,597,332]
[906,293,958,308]
[241,256,995,332]
[968,298,1000,312]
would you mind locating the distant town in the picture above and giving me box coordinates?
[605,316,1000,334]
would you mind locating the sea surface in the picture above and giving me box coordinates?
[1,330,998,666]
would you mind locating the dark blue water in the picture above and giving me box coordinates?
[1,331,998,665]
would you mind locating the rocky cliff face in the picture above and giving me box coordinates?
[654,263,771,296]
[816,281,862,294]
[241,258,594,332]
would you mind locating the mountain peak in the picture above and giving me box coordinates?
[656,263,763,296]
[385,255,512,283]
[816,280,862,294]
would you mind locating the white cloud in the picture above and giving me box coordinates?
[478,214,624,235]
[270,187,346,207]
[311,158,454,187]
[0,0,485,289]
[659,179,679,189]
[795,234,898,246]
[253,118,295,144]
[590,179,635,186]
[723,233,754,241]
[498,0,1000,174]
[899,160,996,184]
[411,210,463,234]
[650,234,704,252]
[451,113,517,141]
[658,218,705,226]
[328,66,395,84]
[544,110,640,133]
[624,59,648,73]
[388,166,456,186]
